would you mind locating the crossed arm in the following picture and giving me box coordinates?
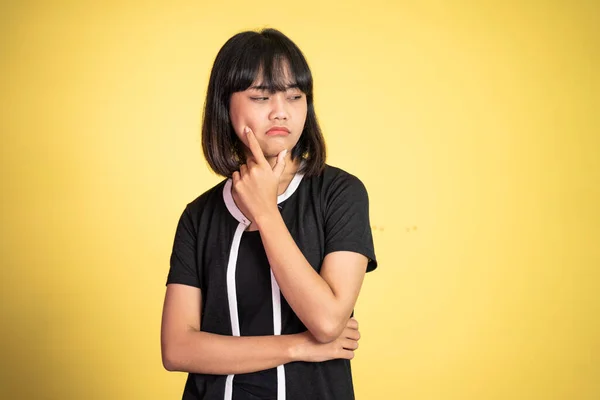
[161,228,367,375]
[161,266,363,375]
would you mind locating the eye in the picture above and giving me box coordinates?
[289,94,303,101]
[250,97,269,101]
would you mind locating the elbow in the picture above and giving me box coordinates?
[161,341,183,372]
[162,356,178,372]
[313,332,337,344]
[162,348,178,372]
[163,360,177,372]
[162,327,202,373]
[311,319,344,344]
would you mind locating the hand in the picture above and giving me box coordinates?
[293,318,360,362]
[232,127,287,224]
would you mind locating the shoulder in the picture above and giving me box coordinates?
[181,178,228,219]
[317,164,370,199]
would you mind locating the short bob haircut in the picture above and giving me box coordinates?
[201,28,326,177]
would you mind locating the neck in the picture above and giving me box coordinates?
[258,154,300,196]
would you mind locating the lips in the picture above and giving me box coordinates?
[266,126,291,136]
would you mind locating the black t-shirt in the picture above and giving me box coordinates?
[167,164,377,400]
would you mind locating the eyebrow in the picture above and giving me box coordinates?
[249,83,300,91]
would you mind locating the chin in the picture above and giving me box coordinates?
[261,137,299,157]
[264,152,283,159]
[262,145,287,158]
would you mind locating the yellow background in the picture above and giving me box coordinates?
[1,1,598,399]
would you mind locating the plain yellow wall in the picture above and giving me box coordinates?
[1,1,598,399]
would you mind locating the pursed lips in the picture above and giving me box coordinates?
[266,126,291,136]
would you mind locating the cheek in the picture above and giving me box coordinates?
[229,103,261,135]
[295,104,308,130]
[229,101,242,129]
[229,94,250,135]
[229,112,244,136]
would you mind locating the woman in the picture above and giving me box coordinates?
[161,28,377,400]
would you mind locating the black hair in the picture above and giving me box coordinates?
[201,28,326,177]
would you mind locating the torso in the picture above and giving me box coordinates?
[169,164,377,400]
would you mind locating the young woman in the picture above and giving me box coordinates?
[161,28,377,400]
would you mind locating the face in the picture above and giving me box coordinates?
[229,68,308,160]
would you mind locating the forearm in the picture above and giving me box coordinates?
[163,330,305,375]
[256,213,347,342]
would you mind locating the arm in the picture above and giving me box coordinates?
[161,283,359,374]
[231,128,371,344]
[256,217,368,344]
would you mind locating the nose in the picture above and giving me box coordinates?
[269,93,288,121]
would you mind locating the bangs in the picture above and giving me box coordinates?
[228,32,313,94]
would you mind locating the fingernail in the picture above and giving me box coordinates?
[244,126,250,135]
[282,149,288,157]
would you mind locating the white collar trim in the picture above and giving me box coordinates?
[223,167,305,225]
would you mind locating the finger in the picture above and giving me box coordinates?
[232,171,240,185]
[344,328,360,341]
[240,164,248,178]
[246,157,258,168]
[244,127,268,167]
[342,339,359,350]
[272,149,287,177]
[340,350,355,360]
[346,318,359,330]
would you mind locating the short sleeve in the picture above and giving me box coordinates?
[324,173,377,272]
[166,206,203,288]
